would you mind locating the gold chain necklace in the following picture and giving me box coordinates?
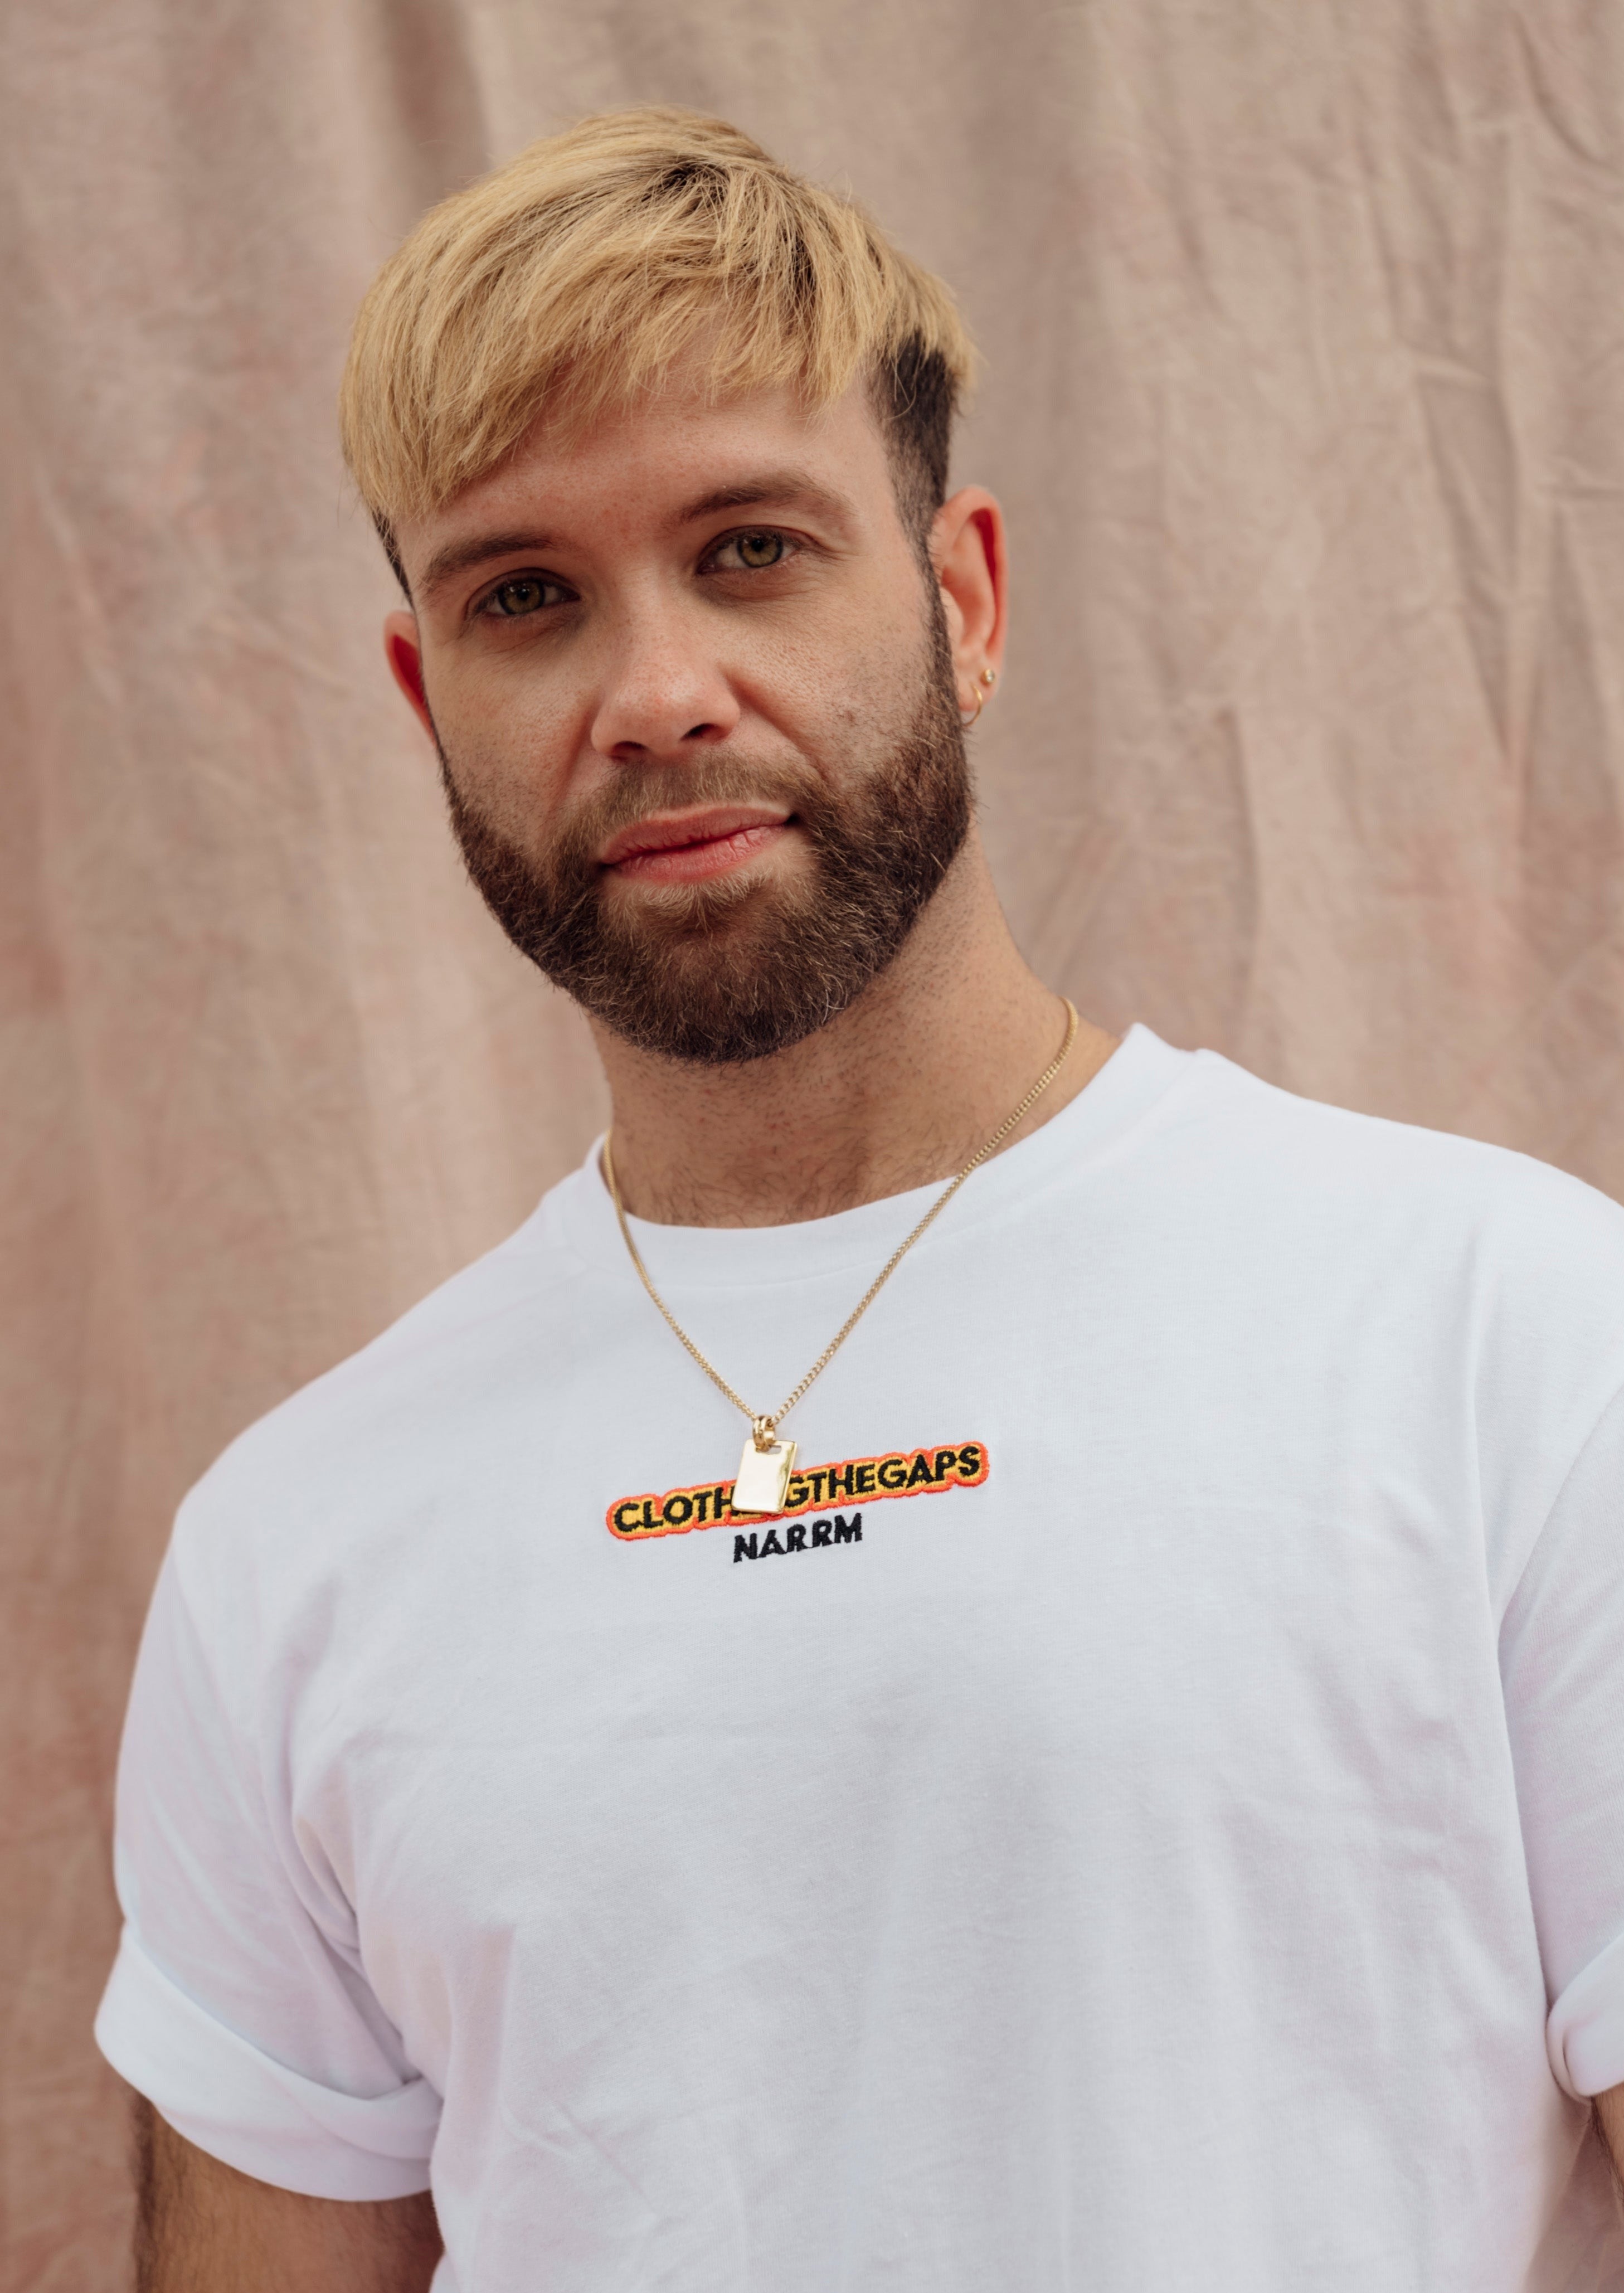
[602,997,1080,1515]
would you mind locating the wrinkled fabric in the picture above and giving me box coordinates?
[3,1,1623,2282]
[94,1036,1624,2286]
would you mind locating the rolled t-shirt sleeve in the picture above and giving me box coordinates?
[1500,1381,1624,2102]
[95,1543,439,2199]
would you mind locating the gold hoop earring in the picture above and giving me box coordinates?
[961,665,996,727]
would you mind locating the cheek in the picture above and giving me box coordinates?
[747,591,932,753]
[427,658,587,846]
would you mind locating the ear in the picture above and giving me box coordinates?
[384,610,437,745]
[929,487,1008,716]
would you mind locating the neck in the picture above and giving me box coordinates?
[594,833,1118,1227]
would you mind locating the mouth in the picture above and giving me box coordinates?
[598,804,794,886]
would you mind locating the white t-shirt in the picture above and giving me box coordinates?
[97,1027,1624,2291]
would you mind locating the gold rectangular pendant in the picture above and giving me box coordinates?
[731,1435,797,1516]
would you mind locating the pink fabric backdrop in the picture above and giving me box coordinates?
[4,1,1622,2280]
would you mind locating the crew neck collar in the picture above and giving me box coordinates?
[541,1024,1193,1292]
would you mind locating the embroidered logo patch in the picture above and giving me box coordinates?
[606,1439,989,1542]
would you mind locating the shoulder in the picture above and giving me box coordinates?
[166,1171,595,1616]
[1163,1050,1624,1495]
[1141,1048,1624,1563]
[1171,1046,1624,1270]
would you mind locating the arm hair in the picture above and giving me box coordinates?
[133,2095,442,2292]
[1597,2084,1624,2197]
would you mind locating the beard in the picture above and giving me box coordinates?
[435,619,973,1065]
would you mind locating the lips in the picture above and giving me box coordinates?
[599,805,792,886]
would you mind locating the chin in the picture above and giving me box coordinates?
[604,862,785,940]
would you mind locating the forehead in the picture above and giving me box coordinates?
[397,374,895,582]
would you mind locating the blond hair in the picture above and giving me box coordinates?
[340,106,975,577]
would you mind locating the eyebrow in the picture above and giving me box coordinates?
[670,472,853,527]
[414,472,854,604]
[417,530,556,603]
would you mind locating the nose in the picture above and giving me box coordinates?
[588,600,741,762]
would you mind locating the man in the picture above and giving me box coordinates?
[97,106,1624,2291]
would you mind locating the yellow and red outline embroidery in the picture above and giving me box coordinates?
[606,1439,989,1541]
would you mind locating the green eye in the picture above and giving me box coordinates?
[489,578,549,616]
[734,531,784,569]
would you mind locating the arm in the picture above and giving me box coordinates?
[134,2097,442,2292]
[1595,2083,1624,2188]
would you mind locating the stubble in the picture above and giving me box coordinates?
[437,613,971,1065]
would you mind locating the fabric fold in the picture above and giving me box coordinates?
[95,1927,439,2200]
[1548,1926,1624,2102]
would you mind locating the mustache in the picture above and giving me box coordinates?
[550,754,834,875]
[436,748,813,975]
[434,658,971,1065]
[433,737,832,861]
